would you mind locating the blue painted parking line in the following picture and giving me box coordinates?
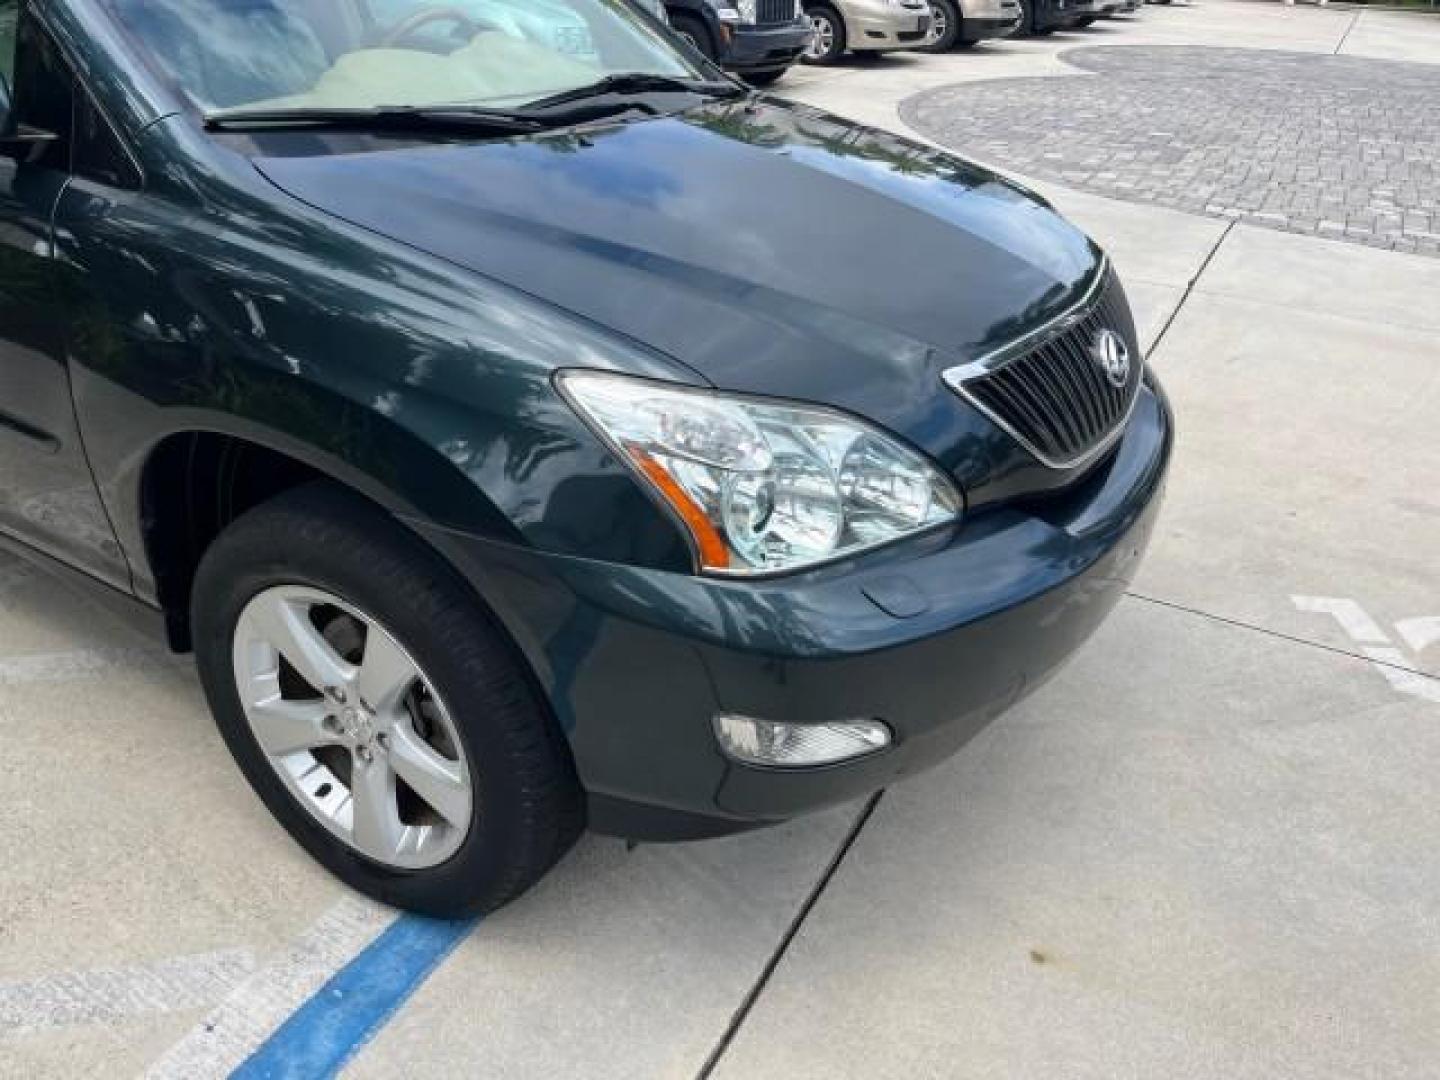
[231,914,477,1080]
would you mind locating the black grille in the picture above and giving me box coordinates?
[757,0,795,24]
[953,271,1141,469]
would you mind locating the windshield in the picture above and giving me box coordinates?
[103,0,707,114]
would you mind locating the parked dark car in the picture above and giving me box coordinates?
[1016,0,1088,33]
[664,0,811,85]
[0,0,1169,915]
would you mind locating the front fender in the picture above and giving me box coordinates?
[54,127,700,604]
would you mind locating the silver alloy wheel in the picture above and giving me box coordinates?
[804,11,836,59]
[232,585,473,870]
[926,1,949,45]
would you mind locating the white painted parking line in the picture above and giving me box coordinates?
[0,647,180,686]
[0,949,254,1040]
[1291,595,1391,645]
[1292,595,1440,704]
[143,896,396,1080]
[1396,616,1440,656]
[1358,647,1440,705]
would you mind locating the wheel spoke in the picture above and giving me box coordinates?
[349,758,405,861]
[236,585,476,870]
[388,722,470,827]
[249,697,335,756]
[357,630,419,716]
[246,593,353,692]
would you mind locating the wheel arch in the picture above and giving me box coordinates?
[133,415,521,654]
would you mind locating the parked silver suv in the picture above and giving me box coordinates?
[802,0,931,64]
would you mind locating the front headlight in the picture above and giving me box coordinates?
[559,371,962,575]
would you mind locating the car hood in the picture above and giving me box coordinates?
[254,97,1099,448]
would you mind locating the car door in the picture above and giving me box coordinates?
[0,2,127,588]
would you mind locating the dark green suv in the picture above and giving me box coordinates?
[0,0,1168,914]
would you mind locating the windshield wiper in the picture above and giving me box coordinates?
[522,72,743,115]
[203,105,545,135]
[203,75,743,134]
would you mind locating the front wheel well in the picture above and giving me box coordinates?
[140,432,347,651]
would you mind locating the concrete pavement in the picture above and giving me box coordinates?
[712,598,1440,1080]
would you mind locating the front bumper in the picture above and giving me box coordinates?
[848,7,932,51]
[417,377,1172,841]
[724,21,813,72]
[1035,0,1086,28]
[959,13,1021,41]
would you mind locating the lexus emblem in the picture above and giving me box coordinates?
[1092,329,1131,389]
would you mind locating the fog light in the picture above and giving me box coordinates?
[713,714,891,768]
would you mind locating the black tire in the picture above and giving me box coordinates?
[744,68,788,86]
[1074,14,1098,25]
[668,12,716,60]
[919,0,961,52]
[191,482,584,917]
[802,3,846,64]
[1017,0,1037,34]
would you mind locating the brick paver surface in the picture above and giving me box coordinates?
[900,45,1440,256]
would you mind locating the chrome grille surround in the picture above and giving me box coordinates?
[756,0,795,23]
[941,258,1144,471]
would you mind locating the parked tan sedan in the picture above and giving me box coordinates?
[802,0,931,63]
